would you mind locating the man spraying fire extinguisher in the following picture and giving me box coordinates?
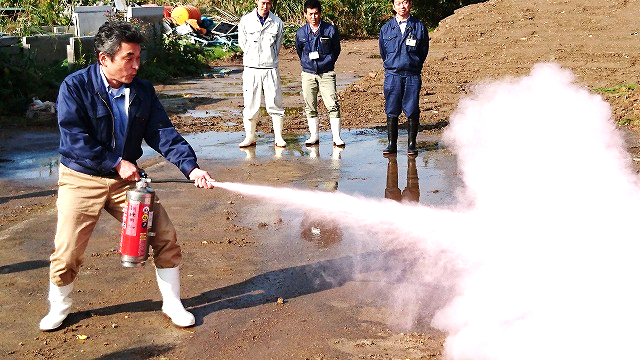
[40,21,215,331]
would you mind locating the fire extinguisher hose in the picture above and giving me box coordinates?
[138,169,195,184]
[148,179,194,184]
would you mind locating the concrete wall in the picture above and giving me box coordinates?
[22,34,74,65]
[0,32,94,67]
[0,35,21,57]
[72,5,113,37]
[0,5,164,67]
[67,36,97,67]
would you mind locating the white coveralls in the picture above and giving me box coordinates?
[238,9,286,147]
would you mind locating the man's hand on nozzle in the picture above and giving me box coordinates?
[116,160,140,181]
[189,168,216,189]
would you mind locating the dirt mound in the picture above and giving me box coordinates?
[340,0,640,133]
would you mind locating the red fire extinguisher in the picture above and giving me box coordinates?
[119,174,155,267]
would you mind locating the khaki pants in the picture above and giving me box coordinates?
[49,164,182,286]
[301,71,340,119]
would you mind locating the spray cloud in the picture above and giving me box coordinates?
[215,63,640,359]
[434,62,640,360]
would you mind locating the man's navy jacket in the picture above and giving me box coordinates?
[295,21,341,75]
[56,63,199,178]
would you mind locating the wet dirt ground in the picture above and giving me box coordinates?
[4,0,640,358]
[0,128,457,359]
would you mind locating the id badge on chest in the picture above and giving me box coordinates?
[309,51,319,60]
[406,38,416,47]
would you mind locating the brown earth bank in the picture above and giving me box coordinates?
[3,0,640,359]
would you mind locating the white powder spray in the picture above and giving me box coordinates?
[434,62,640,360]
[215,63,640,359]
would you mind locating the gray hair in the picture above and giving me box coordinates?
[94,21,145,58]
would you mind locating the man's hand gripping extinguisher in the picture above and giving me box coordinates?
[119,170,155,267]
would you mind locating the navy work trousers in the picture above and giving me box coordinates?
[383,72,421,119]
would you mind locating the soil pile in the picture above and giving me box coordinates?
[340,0,640,133]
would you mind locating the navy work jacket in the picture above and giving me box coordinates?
[379,15,429,76]
[56,63,199,178]
[295,21,341,74]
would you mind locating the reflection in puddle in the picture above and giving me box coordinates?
[384,155,420,203]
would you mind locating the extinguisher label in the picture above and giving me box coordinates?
[125,200,141,236]
[141,205,150,229]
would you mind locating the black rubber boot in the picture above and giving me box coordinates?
[407,115,420,156]
[383,116,398,154]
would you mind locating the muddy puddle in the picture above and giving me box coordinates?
[0,129,60,182]
[0,128,460,206]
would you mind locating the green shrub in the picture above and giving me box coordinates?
[0,29,240,115]
[201,0,486,37]
[0,49,66,115]
[0,0,105,36]
[139,35,209,82]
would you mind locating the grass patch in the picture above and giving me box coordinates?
[617,117,640,127]
[592,83,638,94]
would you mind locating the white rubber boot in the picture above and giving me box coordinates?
[40,281,74,331]
[239,118,257,147]
[155,267,195,327]
[330,117,345,147]
[272,115,287,147]
[305,117,319,145]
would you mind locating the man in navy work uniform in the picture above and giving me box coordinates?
[295,0,344,147]
[40,21,215,331]
[379,0,429,155]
